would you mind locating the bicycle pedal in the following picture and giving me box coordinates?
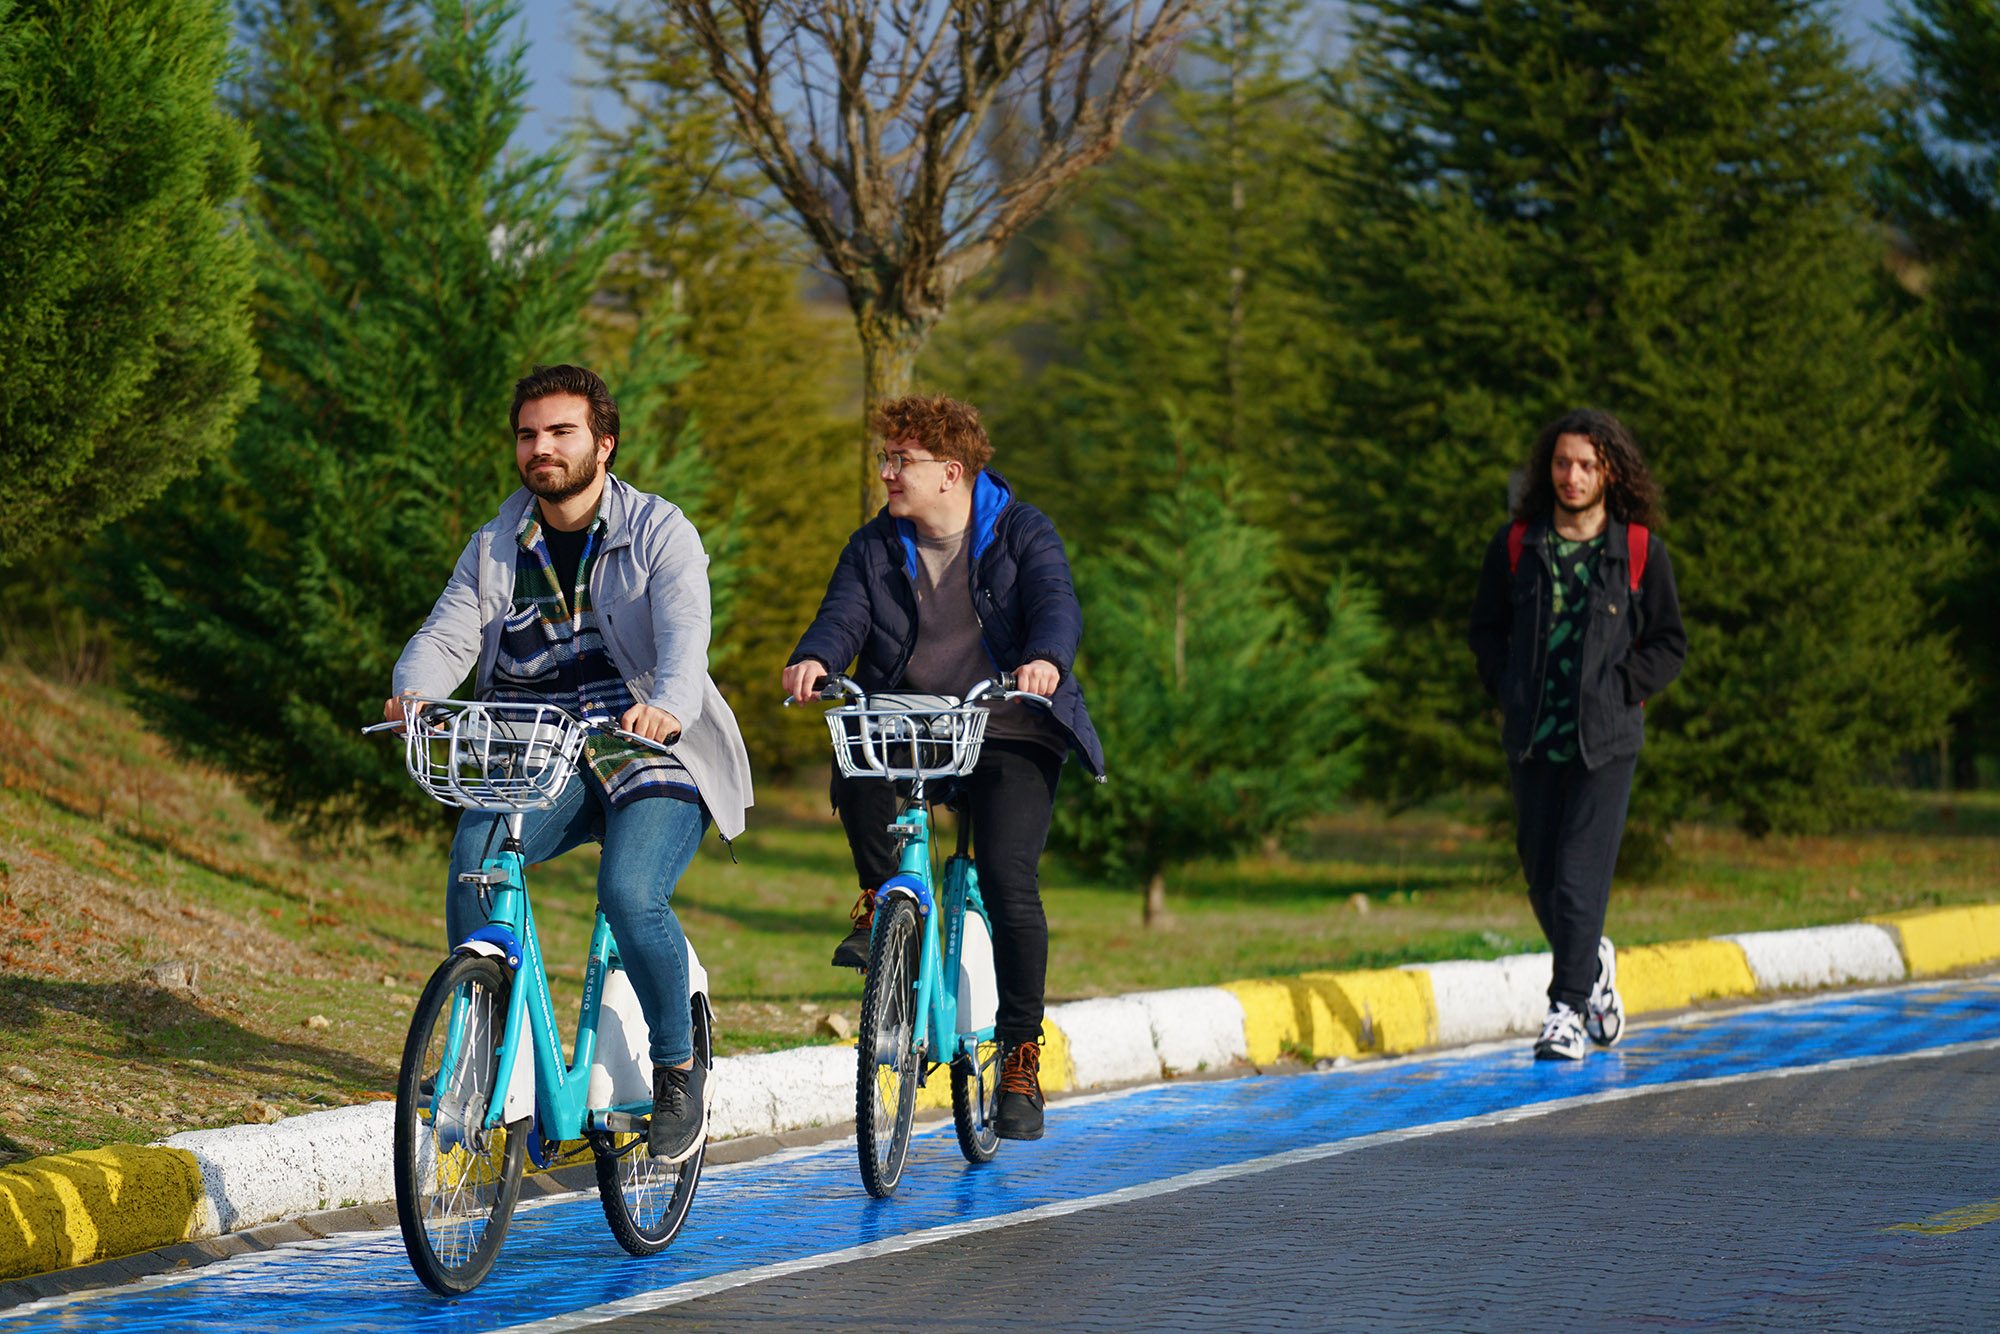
[596,1111,648,1133]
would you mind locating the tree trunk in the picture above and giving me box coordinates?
[857,318,925,522]
[1143,871,1168,927]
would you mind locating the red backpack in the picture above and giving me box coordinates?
[1507,519,1649,591]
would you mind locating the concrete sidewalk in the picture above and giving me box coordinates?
[3,902,1995,1286]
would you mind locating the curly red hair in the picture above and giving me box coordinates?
[871,394,993,474]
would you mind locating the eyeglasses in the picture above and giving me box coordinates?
[875,449,950,476]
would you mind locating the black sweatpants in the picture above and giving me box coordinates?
[1510,754,1637,1011]
[835,741,1063,1047]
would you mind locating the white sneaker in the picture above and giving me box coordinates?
[1534,1003,1587,1060]
[1585,935,1626,1047]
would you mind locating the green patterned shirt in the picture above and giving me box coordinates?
[1527,531,1605,764]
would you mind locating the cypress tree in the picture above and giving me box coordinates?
[1313,0,1963,833]
[981,0,1342,570]
[0,0,256,565]
[1881,0,2000,782]
[96,0,655,826]
[1054,464,1379,924]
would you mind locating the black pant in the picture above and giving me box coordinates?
[1511,754,1636,1011]
[835,741,1063,1046]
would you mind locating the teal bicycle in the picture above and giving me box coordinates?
[795,673,1048,1197]
[366,697,712,1294]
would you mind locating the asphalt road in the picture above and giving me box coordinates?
[8,979,2000,1333]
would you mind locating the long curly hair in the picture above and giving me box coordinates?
[1513,408,1662,528]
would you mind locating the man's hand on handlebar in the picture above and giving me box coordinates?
[621,702,682,745]
[782,659,829,704]
[1013,659,1060,698]
[382,691,418,726]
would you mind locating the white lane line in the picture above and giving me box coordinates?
[494,1035,2000,1334]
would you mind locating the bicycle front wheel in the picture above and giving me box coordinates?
[593,992,712,1256]
[855,895,922,1197]
[394,953,529,1295]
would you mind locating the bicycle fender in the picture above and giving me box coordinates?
[457,925,523,969]
[877,872,933,915]
[685,937,709,1001]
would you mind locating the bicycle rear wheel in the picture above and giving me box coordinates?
[951,1040,1000,1164]
[855,895,922,1197]
[394,953,529,1296]
[593,992,712,1256]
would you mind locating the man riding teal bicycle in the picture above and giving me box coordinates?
[387,364,752,1164]
[782,394,1103,1141]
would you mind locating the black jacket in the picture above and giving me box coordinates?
[788,469,1105,777]
[1468,518,1687,768]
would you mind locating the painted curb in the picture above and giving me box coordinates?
[161,1103,394,1240]
[1417,953,1552,1046]
[1719,924,1907,992]
[1870,904,2000,976]
[5,904,1995,1282]
[1614,939,1760,1014]
[0,1146,205,1281]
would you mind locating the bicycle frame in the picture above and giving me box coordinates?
[438,814,653,1155]
[880,800,996,1081]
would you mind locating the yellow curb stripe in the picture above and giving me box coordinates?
[1868,904,2000,977]
[1222,970,1439,1066]
[0,1144,206,1281]
[1617,940,1759,1014]
[1038,1019,1075,1093]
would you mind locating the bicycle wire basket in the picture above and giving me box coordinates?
[824,693,992,780]
[399,697,590,812]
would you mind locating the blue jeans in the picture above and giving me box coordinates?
[447,777,707,1066]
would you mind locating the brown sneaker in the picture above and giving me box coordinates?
[831,888,875,969]
[994,1040,1045,1141]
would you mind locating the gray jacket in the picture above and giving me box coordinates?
[392,475,754,839]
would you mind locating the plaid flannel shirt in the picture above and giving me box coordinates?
[489,509,699,809]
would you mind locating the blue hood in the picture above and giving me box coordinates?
[895,469,1013,579]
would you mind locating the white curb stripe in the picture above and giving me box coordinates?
[1046,996,1158,1087]
[1719,923,1907,992]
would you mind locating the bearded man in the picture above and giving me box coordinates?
[1469,409,1687,1060]
[387,364,752,1159]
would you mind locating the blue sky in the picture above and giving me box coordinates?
[510,0,1906,154]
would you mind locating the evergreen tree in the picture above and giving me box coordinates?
[582,2,852,772]
[1054,463,1380,924]
[968,0,1342,577]
[0,0,256,565]
[1882,0,2000,782]
[233,0,429,170]
[1312,0,1963,833]
[95,0,657,827]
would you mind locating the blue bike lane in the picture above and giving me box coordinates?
[9,978,2000,1334]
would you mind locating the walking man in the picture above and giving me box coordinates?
[782,394,1103,1139]
[1469,409,1686,1060]
[388,364,752,1158]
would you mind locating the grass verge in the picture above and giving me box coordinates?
[1,668,1994,1167]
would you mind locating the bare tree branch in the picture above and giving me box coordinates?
[655,0,1205,515]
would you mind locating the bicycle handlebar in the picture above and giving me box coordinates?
[362,701,679,752]
[780,672,1051,711]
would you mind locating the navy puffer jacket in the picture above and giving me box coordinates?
[788,469,1105,778]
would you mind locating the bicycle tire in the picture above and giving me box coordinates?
[855,894,922,1198]
[593,992,712,1256]
[951,1040,1000,1164]
[394,952,529,1295]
